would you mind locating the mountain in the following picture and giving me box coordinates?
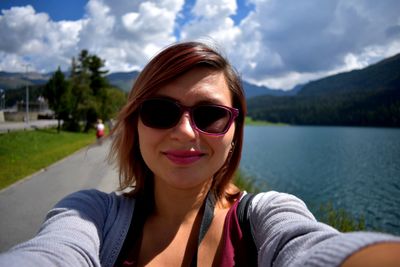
[105,71,298,98]
[0,71,51,90]
[298,53,400,96]
[0,70,139,92]
[247,53,400,127]
[106,71,297,97]
[242,81,298,98]
[106,71,139,92]
[0,69,297,98]
[104,71,294,98]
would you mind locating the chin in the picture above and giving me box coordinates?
[162,174,213,191]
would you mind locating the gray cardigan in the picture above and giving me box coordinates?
[0,189,399,266]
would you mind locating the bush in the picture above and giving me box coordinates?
[318,202,366,232]
[233,170,263,193]
[62,120,81,132]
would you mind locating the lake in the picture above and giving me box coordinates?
[240,125,400,235]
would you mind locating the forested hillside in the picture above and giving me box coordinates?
[247,53,400,127]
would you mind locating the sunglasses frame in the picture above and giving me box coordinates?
[139,98,239,136]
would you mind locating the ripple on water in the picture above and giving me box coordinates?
[241,126,400,235]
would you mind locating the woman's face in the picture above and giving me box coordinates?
[138,67,236,192]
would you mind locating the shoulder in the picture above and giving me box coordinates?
[53,190,137,267]
[247,191,335,265]
[249,191,316,221]
[54,189,111,208]
[248,190,336,239]
[49,189,135,234]
[53,189,130,214]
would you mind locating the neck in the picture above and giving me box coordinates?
[151,179,213,226]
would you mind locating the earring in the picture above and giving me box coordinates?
[230,142,235,153]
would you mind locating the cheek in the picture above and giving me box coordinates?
[137,122,159,162]
[212,126,235,163]
[138,120,160,142]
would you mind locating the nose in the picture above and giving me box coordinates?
[170,112,197,140]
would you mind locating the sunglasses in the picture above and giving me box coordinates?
[139,98,239,136]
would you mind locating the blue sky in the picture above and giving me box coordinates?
[0,0,88,21]
[0,0,254,24]
[0,0,399,89]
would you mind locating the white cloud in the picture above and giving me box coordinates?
[77,0,115,53]
[0,52,27,72]
[77,0,184,72]
[0,6,49,54]
[120,2,175,37]
[0,0,399,90]
[180,0,241,58]
[230,0,400,89]
[122,12,140,30]
[192,0,236,18]
[0,5,83,72]
[0,0,184,73]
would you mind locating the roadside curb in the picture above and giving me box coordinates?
[0,139,104,194]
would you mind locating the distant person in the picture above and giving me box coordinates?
[96,119,105,143]
[0,42,399,266]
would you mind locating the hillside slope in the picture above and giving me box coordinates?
[247,53,400,127]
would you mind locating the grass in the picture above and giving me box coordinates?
[233,169,264,193]
[317,202,366,232]
[0,128,96,190]
[245,116,288,126]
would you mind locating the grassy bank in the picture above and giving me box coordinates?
[245,117,287,126]
[317,202,366,232]
[234,169,263,193]
[0,128,95,190]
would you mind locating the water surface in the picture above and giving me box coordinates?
[240,126,400,234]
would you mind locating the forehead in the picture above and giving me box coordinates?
[154,67,232,106]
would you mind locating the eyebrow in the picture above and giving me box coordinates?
[151,94,228,106]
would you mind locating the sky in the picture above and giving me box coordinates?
[0,0,400,90]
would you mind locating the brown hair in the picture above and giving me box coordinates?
[109,41,246,201]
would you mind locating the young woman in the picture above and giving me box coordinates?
[0,42,399,266]
[96,119,105,143]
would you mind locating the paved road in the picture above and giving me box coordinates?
[0,138,119,251]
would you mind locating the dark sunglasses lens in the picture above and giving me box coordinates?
[193,106,231,133]
[140,99,181,128]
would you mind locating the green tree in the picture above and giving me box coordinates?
[88,55,108,96]
[43,67,70,132]
[53,50,126,132]
[66,55,92,131]
[98,87,127,121]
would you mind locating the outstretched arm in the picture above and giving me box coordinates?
[249,191,400,266]
[0,190,110,267]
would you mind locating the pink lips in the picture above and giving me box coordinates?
[163,150,205,165]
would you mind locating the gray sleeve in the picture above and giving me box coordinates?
[250,191,400,267]
[0,189,111,267]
